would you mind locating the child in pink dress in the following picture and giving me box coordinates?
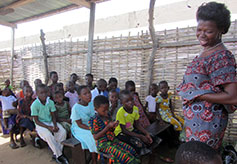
[65,81,79,108]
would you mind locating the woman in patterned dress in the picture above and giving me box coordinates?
[177,2,237,150]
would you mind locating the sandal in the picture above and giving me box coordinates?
[9,143,19,149]
[159,156,174,163]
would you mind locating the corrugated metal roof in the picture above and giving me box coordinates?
[0,0,109,27]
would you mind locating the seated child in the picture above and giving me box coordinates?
[54,91,71,134]
[70,73,80,91]
[65,81,79,108]
[54,83,69,102]
[125,80,150,128]
[32,79,42,99]
[48,71,59,98]
[91,79,108,101]
[89,95,140,164]
[0,88,17,129]
[16,86,36,147]
[16,80,30,99]
[0,88,18,149]
[107,77,120,93]
[145,83,159,123]
[4,79,15,97]
[156,81,184,131]
[31,84,68,164]
[114,90,153,155]
[175,141,222,164]
[108,89,122,121]
[70,85,97,164]
[85,73,95,90]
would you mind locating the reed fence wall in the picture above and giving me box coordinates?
[0,20,237,143]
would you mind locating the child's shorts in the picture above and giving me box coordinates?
[2,109,17,118]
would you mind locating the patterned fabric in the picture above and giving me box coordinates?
[156,93,184,131]
[55,101,70,120]
[133,94,150,128]
[88,114,139,164]
[177,50,237,149]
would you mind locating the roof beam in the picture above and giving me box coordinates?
[0,0,35,10]
[0,19,17,28]
[68,0,91,9]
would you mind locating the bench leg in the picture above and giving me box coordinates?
[72,145,86,164]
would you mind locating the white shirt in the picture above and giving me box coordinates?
[91,87,104,101]
[65,91,79,108]
[0,95,17,111]
[145,95,157,112]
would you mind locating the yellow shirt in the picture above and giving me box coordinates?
[114,106,140,136]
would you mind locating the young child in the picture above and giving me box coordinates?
[108,89,122,121]
[65,81,79,108]
[32,79,42,99]
[85,73,95,90]
[54,91,71,134]
[145,83,159,123]
[0,88,18,149]
[70,85,97,164]
[16,80,30,99]
[125,80,150,128]
[48,71,59,98]
[89,95,140,164]
[107,77,120,94]
[91,79,108,101]
[156,81,184,131]
[0,88,17,129]
[31,84,68,164]
[70,73,80,91]
[175,141,222,164]
[4,79,15,97]
[114,90,153,155]
[16,86,35,147]
[54,83,69,102]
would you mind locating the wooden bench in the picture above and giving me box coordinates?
[61,137,90,164]
[146,120,171,136]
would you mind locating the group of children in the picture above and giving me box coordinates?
[0,71,222,164]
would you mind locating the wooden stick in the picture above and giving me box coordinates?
[40,29,49,85]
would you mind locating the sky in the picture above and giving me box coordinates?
[0,0,185,41]
[0,0,236,42]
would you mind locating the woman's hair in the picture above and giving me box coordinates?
[125,80,135,89]
[108,77,118,84]
[77,85,89,95]
[93,95,109,108]
[196,2,231,34]
[175,141,220,164]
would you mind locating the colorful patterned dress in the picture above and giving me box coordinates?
[133,94,150,128]
[177,50,237,149]
[156,93,184,131]
[88,114,140,164]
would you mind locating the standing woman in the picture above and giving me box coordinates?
[177,2,237,150]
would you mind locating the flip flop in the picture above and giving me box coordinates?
[9,143,19,149]
[159,156,174,163]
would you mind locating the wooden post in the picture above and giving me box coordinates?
[40,29,49,85]
[146,0,159,94]
[87,2,95,74]
[10,27,15,86]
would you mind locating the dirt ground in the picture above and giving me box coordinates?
[0,133,177,164]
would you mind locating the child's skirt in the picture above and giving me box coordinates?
[71,124,97,153]
[19,118,35,131]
